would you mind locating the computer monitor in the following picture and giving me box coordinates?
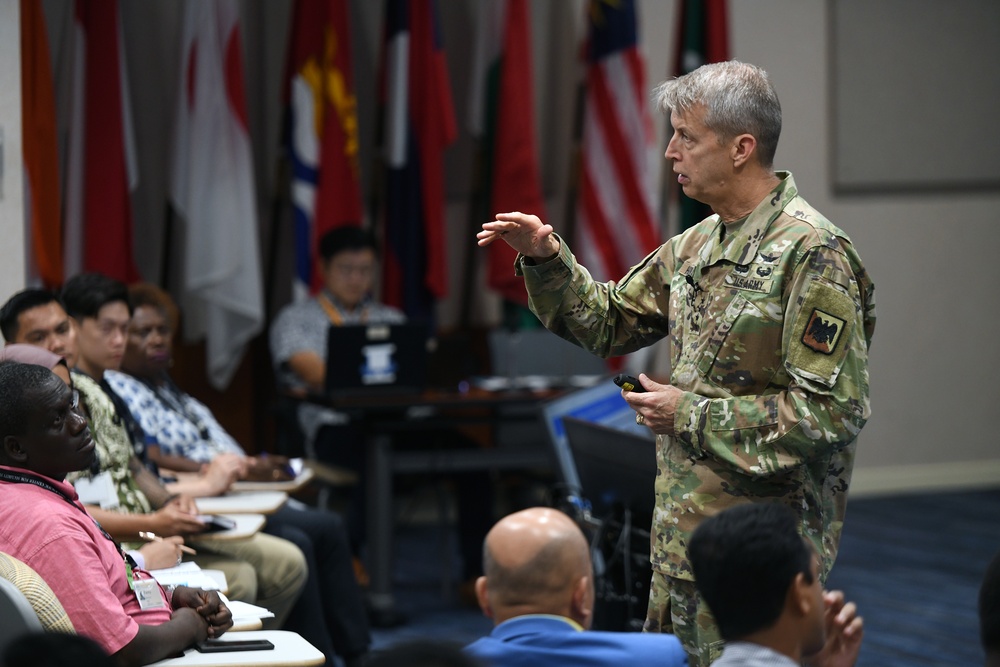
[539,380,652,492]
[562,416,656,521]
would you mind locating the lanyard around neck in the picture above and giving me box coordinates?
[0,468,137,569]
[318,292,367,326]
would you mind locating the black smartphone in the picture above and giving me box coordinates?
[613,373,646,393]
[194,638,275,653]
[198,515,237,533]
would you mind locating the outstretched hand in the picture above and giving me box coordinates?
[478,212,560,260]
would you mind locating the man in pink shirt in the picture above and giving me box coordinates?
[0,361,232,666]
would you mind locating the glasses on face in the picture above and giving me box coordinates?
[332,263,374,279]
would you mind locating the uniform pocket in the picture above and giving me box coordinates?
[697,293,784,396]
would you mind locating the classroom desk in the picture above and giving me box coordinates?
[323,387,558,617]
[148,630,324,667]
[195,492,288,515]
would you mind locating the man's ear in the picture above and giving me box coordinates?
[731,133,757,168]
[475,576,492,619]
[1,434,28,465]
[789,572,814,617]
[571,575,593,629]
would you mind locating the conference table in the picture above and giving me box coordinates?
[321,384,562,616]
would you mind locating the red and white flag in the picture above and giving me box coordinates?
[64,0,140,283]
[468,0,546,306]
[575,0,659,283]
[170,0,263,390]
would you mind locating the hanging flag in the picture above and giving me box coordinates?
[21,0,62,288]
[468,0,545,307]
[674,0,729,233]
[170,0,263,390]
[575,0,659,284]
[284,0,363,299]
[380,0,457,321]
[64,0,140,283]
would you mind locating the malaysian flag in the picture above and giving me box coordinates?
[574,0,659,282]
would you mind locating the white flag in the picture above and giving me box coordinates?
[170,0,263,389]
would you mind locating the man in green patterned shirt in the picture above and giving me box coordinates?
[478,61,875,666]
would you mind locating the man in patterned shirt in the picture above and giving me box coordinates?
[478,61,875,665]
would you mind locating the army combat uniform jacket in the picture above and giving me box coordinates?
[517,172,876,581]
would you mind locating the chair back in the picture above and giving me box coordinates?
[0,551,75,654]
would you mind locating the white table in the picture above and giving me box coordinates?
[195,492,287,515]
[148,630,324,667]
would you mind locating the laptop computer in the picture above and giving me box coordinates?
[561,416,656,521]
[324,323,430,395]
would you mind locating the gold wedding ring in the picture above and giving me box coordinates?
[636,413,645,425]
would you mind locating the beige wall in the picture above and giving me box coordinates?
[5,0,998,489]
[0,0,25,300]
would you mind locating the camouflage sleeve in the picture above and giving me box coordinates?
[520,235,673,357]
[673,245,873,477]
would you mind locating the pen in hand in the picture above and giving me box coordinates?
[139,531,197,555]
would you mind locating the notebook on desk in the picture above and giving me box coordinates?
[324,323,430,395]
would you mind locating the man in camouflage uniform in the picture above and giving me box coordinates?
[478,61,875,666]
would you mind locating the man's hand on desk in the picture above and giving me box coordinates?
[172,587,233,638]
[243,454,296,482]
[152,503,209,537]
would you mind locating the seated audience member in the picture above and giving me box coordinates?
[104,282,371,664]
[688,503,863,667]
[0,288,76,361]
[16,279,307,627]
[0,344,186,571]
[464,507,689,666]
[0,362,232,666]
[270,226,491,593]
[980,549,1000,667]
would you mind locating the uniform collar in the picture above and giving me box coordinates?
[707,171,797,268]
[492,614,584,638]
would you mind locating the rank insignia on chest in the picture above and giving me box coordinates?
[801,308,845,354]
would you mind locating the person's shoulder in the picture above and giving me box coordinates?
[104,370,143,394]
[582,630,687,667]
[71,371,103,396]
[272,297,322,326]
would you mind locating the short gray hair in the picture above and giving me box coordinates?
[654,60,782,168]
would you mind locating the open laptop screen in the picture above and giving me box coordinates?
[324,323,429,395]
[540,380,652,491]
[562,416,656,521]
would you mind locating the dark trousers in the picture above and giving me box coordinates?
[264,503,370,665]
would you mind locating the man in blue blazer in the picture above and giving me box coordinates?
[464,507,688,667]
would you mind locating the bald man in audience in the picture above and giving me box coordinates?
[464,507,688,666]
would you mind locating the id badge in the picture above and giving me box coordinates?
[133,578,167,610]
[74,471,119,509]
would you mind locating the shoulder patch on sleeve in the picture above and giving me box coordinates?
[787,278,856,385]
